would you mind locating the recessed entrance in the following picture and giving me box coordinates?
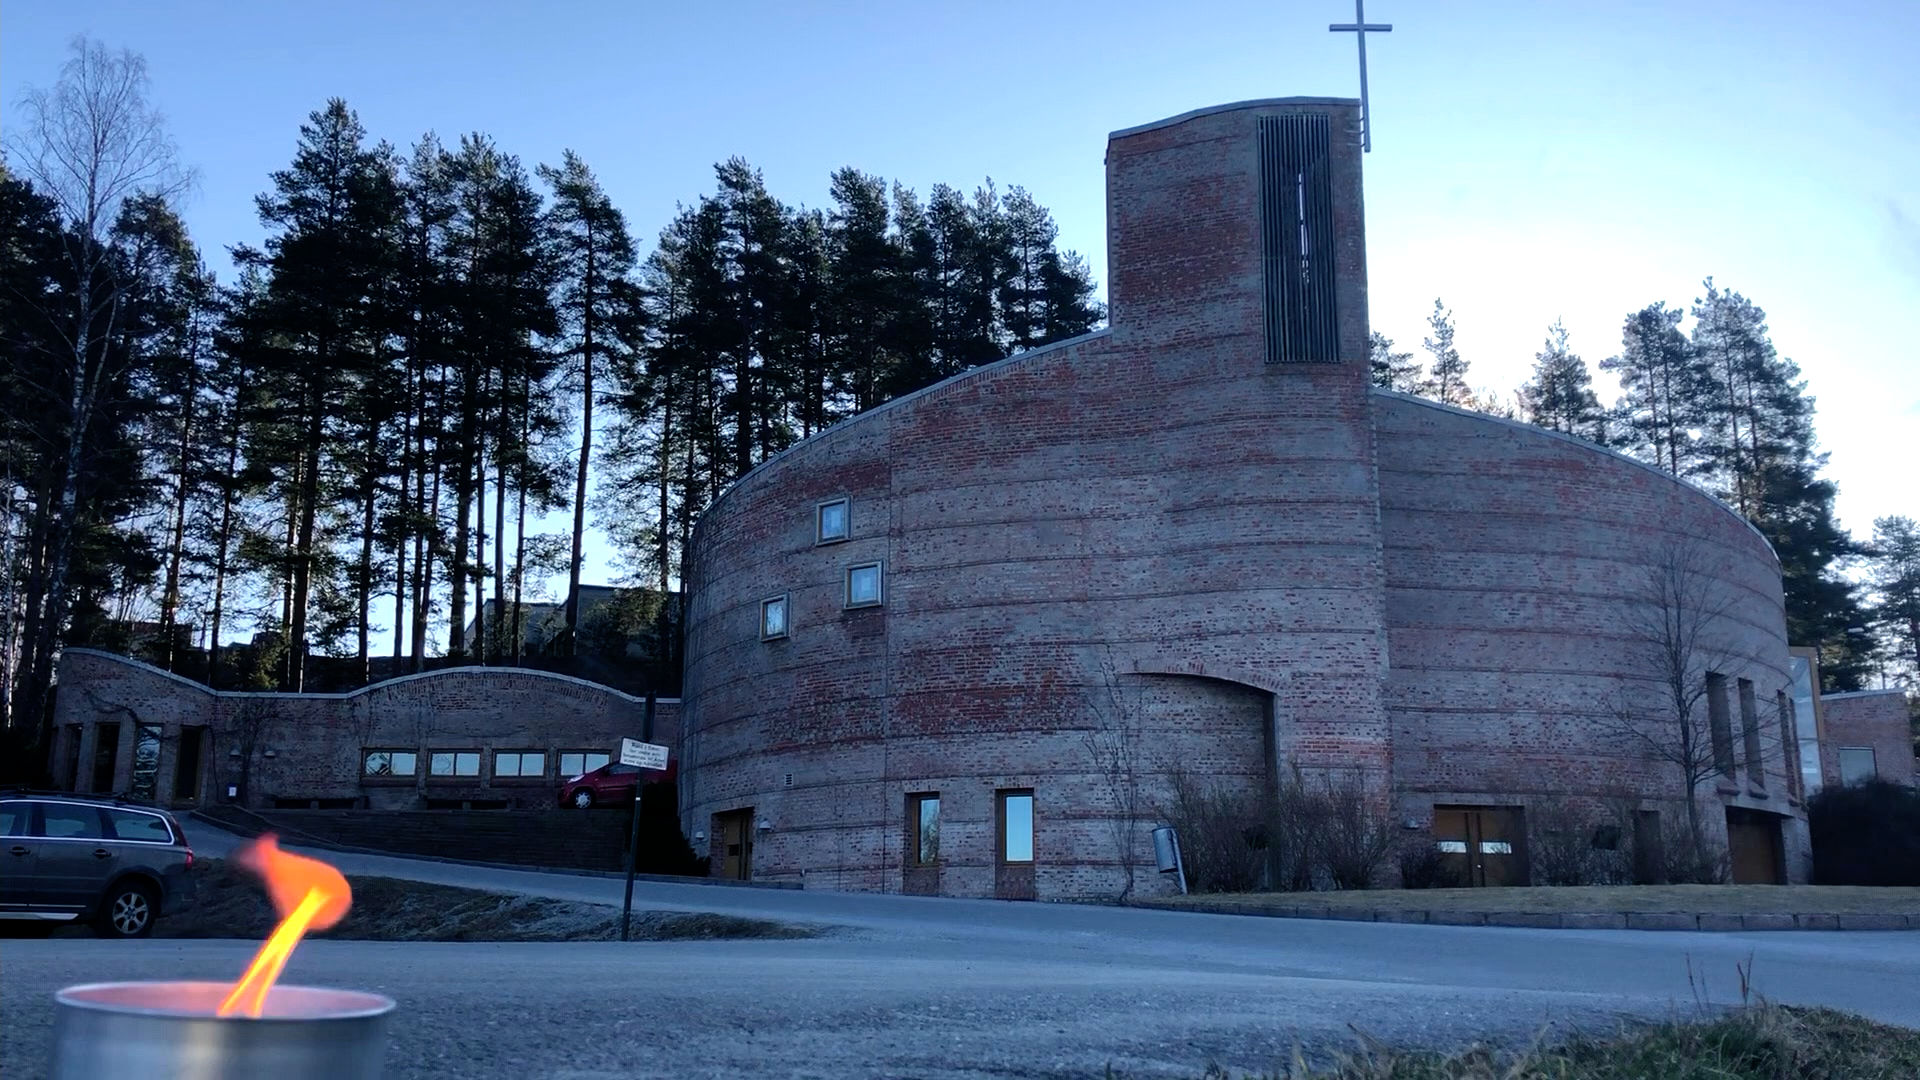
[715,808,754,881]
[1726,807,1786,884]
[1432,805,1529,887]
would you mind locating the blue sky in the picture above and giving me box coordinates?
[5,0,1916,637]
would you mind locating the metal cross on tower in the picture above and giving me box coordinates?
[1329,0,1392,152]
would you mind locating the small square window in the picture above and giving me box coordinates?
[1838,747,1878,786]
[429,751,481,777]
[817,499,850,544]
[846,562,883,608]
[761,595,789,640]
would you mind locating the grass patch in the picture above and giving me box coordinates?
[1147,884,1920,916]
[57,859,818,942]
[1154,1004,1920,1079]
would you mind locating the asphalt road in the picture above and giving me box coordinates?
[6,824,1919,1078]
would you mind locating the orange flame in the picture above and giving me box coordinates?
[217,835,352,1018]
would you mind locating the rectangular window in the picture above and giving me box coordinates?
[1789,656,1822,796]
[816,498,850,544]
[908,793,940,866]
[493,751,546,778]
[1838,747,1878,786]
[362,749,418,778]
[1706,672,1736,776]
[998,789,1034,864]
[559,751,612,779]
[34,803,103,839]
[429,751,481,778]
[1777,691,1800,799]
[846,562,883,608]
[760,594,789,640]
[1737,678,1763,784]
[105,808,174,843]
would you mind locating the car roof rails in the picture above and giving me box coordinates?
[0,787,160,808]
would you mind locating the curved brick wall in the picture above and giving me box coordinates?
[1374,392,1802,852]
[679,98,1802,898]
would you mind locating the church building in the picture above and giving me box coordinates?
[675,98,1805,899]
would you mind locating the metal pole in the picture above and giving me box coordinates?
[1173,830,1189,895]
[1356,0,1372,153]
[620,694,657,942]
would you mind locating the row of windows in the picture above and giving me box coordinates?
[903,789,1034,867]
[0,801,175,843]
[760,562,883,640]
[1705,673,1795,795]
[362,749,614,781]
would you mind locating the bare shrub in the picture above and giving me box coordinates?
[1397,838,1461,889]
[1159,766,1263,893]
[1527,797,1632,886]
[1266,764,1325,891]
[1659,801,1730,884]
[1317,771,1395,890]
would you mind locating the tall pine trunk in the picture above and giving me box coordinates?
[564,240,596,655]
[158,326,203,672]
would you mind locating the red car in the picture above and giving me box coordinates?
[559,760,675,809]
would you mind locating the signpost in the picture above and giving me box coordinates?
[619,697,669,941]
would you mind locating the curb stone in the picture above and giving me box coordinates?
[1143,902,1918,931]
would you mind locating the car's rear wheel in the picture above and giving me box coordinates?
[96,881,157,939]
[570,788,594,809]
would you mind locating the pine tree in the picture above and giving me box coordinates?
[1367,331,1420,392]
[1868,516,1920,684]
[1600,302,1708,477]
[1518,319,1604,440]
[541,150,632,656]
[1418,299,1472,407]
[242,99,401,688]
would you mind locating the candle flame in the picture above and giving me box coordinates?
[217,835,352,1018]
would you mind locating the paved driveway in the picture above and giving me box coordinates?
[7,824,1915,1078]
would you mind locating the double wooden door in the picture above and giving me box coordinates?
[1432,805,1528,887]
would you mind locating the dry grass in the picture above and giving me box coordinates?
[1134,1004,1920,1079]
[55,859,819,942]
[1147,884,1920,916]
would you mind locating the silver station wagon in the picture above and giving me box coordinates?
[0,791,197,937]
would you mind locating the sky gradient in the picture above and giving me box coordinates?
[5,0,1914,631]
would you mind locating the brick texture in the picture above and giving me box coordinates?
[678,99,1804,899]
[1818,690,1915,788]
[51,649,677,810]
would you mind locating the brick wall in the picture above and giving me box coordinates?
[51,649,678,810]
[678,98,1803,898]
[1373,393,1806,876]
[1820,690,1915,788]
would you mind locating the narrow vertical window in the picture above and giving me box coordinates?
[1737,678,1762,783]
[760,594,789,640]
[1706,672,1735,776]
[998,790,1034,864]
[1776,691,1800,799]
[908,793,940,866]
[817,498,850,544]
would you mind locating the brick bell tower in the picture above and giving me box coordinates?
[1103,100,1391,805]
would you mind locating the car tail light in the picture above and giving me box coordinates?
[184,848,195,869]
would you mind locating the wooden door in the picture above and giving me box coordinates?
[1432,805,1529,887]
[717,809,753,881]
[995,789,1036,900]
[1726,808,1785,884]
